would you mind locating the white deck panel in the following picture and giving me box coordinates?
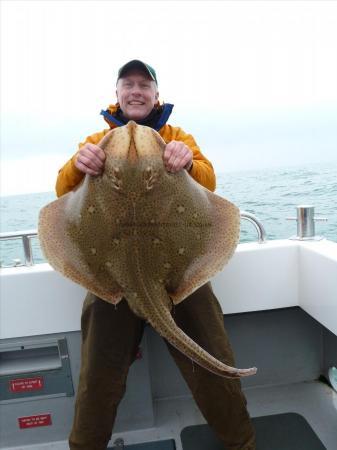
[299,241,337,336]
[213,239,299,314]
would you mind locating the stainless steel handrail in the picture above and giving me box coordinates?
[0,212,267,268]
[0,230,38,266]
[240,211,267,243]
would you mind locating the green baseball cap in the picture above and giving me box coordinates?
[117,59,158,85]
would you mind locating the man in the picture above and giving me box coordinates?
[56,60,256,450]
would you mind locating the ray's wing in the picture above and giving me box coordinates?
[169,186,240,304]
[134,169,240,304]
[38,175,124,305]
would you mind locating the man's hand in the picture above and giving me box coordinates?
[163,141,193,173]
[75,143,106,176]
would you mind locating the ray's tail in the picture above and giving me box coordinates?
[128,293,257,379]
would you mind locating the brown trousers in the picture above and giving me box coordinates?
[69,283,256,450]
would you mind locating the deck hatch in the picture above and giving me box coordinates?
[0,338,74,402]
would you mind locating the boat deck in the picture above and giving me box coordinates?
[1,238,337,450]
[2,380,336,450]
[111,380,337,450]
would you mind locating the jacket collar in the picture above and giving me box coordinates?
[100,103,174,131]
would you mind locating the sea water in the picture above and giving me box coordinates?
[0,161,336,267]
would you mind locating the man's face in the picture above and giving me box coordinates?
[116,69,159,121]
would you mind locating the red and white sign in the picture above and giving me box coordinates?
[18,414,52,429]
[9,376,44,393]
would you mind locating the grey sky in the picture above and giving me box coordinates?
[1,0,337,195]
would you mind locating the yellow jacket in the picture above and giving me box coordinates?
[55,104,216,197]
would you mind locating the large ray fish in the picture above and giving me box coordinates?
[38,121,257,379]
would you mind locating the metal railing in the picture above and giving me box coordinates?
[0,212,266,268]
[240,211,267,244]
[0,230,38,267]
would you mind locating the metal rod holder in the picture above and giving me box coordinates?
[287,205,327,240]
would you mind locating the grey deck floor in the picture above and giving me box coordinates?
[3,380,337,450]
[108,381,337,450]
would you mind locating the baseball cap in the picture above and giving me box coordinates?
[117,59,158,85]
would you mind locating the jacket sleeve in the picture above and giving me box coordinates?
[55,129,110,197]
[166,126,216,192]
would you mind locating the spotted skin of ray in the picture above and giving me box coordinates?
[39,121,257,379]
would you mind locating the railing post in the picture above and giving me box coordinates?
[22,235,34,266]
